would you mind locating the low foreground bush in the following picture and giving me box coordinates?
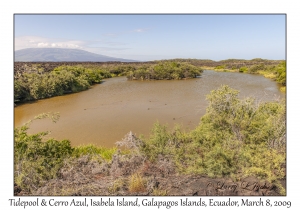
[141,85,286,183]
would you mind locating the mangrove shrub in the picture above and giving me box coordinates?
[127,61,203,80]
[141,85,286,181]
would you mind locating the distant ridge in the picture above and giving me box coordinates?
[14,48,138,62]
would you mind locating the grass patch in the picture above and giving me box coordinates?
[128,173,147,193]
[280,86,286,92]
[152,188,168,196]
[72,144,117,161]
[108,178,127,194]
[257,70,277,79]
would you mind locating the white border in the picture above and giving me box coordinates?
[1,0,299,209]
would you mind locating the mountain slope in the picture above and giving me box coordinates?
[15,48,137,62]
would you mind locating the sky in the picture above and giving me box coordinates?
[14,14,286,61]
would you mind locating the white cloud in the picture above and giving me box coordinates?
[14,36,131,58]
[15,36,84,51]
[37,42,49,47]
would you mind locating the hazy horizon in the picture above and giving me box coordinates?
[14,47,286,62]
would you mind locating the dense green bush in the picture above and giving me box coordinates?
[14,113,120,193]
[209,61,286,91]
[275,61,286,85]
[247,64,266,74]
[214,65,226,70]
[141,85,286,181]
[14,65,110,102]
[14,62,203,103]
[239,66,248,73]
[237,62,286,87]
[127,61,203,80]
[14,120,73,192]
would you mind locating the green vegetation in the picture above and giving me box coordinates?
[14,113,118,193]
[165,58,286,87]
[239,66,248,73]
[14,85,286,195]
[14,58,286,104]
[127,61,203,80]
[140,85,285,183]
[275,61,286,85]
[155,59,286,90]
[72,144,117,161]
[14,113,70,193]
[211,60,286,89]
[214,65,226,70]
[250,61,286,88]
[14,61,203,103]
[14,58,286,195]
[14,65,111,102]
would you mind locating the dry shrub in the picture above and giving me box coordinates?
[115,131,144,154]
[152,188,168,196]
[108,178,126,194]
[128,173,147,193]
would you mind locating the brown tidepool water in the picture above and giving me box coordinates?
[14,70,285,147]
